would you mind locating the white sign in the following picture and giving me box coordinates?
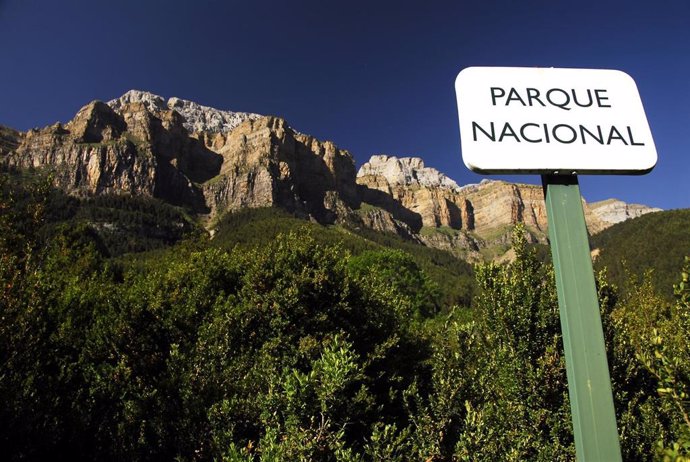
[454,67,657,174]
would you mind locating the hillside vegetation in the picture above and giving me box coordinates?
[591,209,690,299]
[1,172,689,461]
[211,207,476,310]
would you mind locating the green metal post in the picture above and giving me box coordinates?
[542,175,622,462]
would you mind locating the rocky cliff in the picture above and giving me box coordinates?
[587,198,662,232]
[0,90,661,262]
[355,155,547,259]
[199,116,360,222]
[355,155,660,260]
[2,90,359,224]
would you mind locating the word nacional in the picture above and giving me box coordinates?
[471,87,645,146]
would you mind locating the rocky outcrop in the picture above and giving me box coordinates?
[201,116,359,222]
[357,155,461,190]
[6,109,158,198]
[418,230,482,261]
[357,155,548,241]
[356,206,420,241]
[458,180,548,237]
[3,90,359,225]
[357,155,468,230]
[4,99,210,208]
[586,199,662,233]
[0,126,22,157]
[0,91,661,262]
[356,155,660,260]
[108,90,261,135]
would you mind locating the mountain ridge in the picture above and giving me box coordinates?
[0,90,662,261]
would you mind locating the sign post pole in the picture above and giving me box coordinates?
[542,174,622,461]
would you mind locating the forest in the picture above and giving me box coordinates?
[1,172,688,461]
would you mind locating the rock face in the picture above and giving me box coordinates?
[3,90,359,224]
[200,116,360,222]
[357,155,461,190]
[4,98,211,209]
[0,91,661,262]
[357,155,548,237]
[0,126,21,157]
[108,90,261,134]
[8,104,156,197]
[357,155,468,231]
[586,199,662,233]
[355,155,660,260]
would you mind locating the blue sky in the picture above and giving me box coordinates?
[1,0,688,210]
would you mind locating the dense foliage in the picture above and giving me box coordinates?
[591,209,690,300]
[1,173,689,460]
[212,207,475,309]
[0,169,201,256]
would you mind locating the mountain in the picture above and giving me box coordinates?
[355,155,661,260]
[587,198,663,230]
[0,90,661,261]
[1,90,359,225]
[590,208,690,300]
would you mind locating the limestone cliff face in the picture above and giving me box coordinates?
[357,155,468,230]
[2,90,358,224]
[356,155,548,240]
[457,180,548,237]
[586,199,661,234]
[201,116,359,222]
[0,126,22,157]
[4,99,210,209]
[6,103,158,197]
[108,90,261,135]
[355,155,660,260]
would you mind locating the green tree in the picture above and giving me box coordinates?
[191,233,429,459]
[453,226,574,461]
[347,249,441,319]
[618,258,690,461]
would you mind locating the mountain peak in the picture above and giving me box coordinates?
[588,198,662,226]
[357,155,461,190]
[166,96,260,134]
[108,90,168,113]
[107,90,261,134]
